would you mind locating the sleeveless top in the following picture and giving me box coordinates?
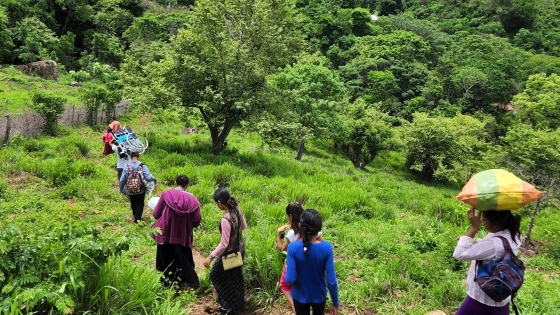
[218,207,246,255]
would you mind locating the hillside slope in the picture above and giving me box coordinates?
[0,112,559,314]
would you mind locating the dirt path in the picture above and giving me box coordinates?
[190,249,294,315]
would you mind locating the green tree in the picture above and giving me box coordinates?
[123,12,189,45]
[512,73,560,130]
[136,0,302,154]
[265,56,344,160]
[403,113,487,182]
[30,91,67,135]
[12,17,58,62]
[55,0,93,33]
[438,34,529,112]
[334,100,399,169]
[489,124,560,246]
[452,66,488,108]
[0,6,13,63]
[94,0,144,37]
[79,83,109,125]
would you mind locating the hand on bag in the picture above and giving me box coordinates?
[203,256,212,268]
[330,305,339,315]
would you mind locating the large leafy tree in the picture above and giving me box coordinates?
[12,17,58,62]
[512,73,560,130]
[438,34,529,112]
[334,100,399,169]
[265,57,344,160]
[0,6,13,63]
[402,113,487,182]
[141,0,302,154]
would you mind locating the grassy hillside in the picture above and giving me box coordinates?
[0,67,81,114]
[0,112,559,314]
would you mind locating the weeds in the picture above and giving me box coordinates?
[1,114,559,315]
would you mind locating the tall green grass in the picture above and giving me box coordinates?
[0,112,559,314]
[0,67,81,113]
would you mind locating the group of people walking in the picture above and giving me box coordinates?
[118,170,524,315]
[147,176,339,315]
[109,119,525,315]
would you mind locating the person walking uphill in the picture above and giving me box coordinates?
[109,116,121,132]
[285,209,339,315]
[102,128,113,157]
[203,188,247,315]
[119,151,156,223]
[453,207,522,315]
[152,175,201,288]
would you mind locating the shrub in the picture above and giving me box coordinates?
[30,91,67,136]
[402,113,486,182]
[334,101,400,170]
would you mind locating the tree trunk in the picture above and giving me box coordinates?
[210,120,235,155]
[3,114,11,144]
[61,6,74,33]
[524,198,543,247]
[359,157,374,170]
[295,141,305,160]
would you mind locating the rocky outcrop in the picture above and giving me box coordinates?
[16,60,60,81]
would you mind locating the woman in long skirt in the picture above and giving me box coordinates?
[204,188,247,314]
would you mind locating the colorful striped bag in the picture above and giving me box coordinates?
[457,169,543,211]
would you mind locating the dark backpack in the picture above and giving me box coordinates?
[475,236,525,314]
[125,163,144,194]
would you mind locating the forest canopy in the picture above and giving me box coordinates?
[1,0,560,180]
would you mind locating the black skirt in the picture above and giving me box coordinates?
[209,256,245,312]
[156,243,199,288]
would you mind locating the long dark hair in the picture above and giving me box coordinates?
[483,210,522,244]
[286,202,304,236]
[300,209,322,254]
[213,188,239,213]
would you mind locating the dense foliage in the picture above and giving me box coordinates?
[2,0,560,313]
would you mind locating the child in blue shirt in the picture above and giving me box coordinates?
[285,209,340,315]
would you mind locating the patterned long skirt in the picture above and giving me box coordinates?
[209,256,245,312]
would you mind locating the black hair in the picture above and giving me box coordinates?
[107,128,112,133]
[112,116,117,121]
[213,188,239,212]
[130,150,140,157]
[300,209,322,254]
[483,210,522,244]
[286,202,304,236]
[175,175,189,187]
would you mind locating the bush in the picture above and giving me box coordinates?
[334,101,400,169]
[30,91,67,136]
[402,113,486,182]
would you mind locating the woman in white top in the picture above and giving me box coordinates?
[453,207,522,315]
[276,202,305,312]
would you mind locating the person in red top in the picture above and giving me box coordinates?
[109,117,121,131]
[102,128,113,156]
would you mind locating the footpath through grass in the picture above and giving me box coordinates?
[0,111,559,314]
